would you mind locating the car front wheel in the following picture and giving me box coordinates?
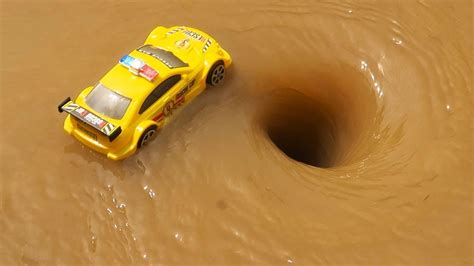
[206,61,225,86]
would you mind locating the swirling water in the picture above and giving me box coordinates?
[0,0,472,265]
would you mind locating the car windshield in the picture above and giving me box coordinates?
[136,44,188,69]
[85,83,131,120]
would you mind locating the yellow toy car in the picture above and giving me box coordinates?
[58,26,231,160]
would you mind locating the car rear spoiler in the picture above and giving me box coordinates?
[58,97,122,142]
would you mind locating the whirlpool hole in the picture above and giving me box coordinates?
[261,90,339,168]
[256,64,378,168]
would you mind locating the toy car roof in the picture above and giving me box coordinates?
[99,51,189,100]
[97,27,214,100]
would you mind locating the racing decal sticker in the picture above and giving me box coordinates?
[61,102,79,112]
[175,96,185,106]
[64,103,117,136]
[163,102,174,117]
[176,86,188,100]
[175,79,194,105]
[175,38,191,49]
[166,27,185,36]
[82,111,108,129]
[202,39,213,53]
[167,27,206,42]
[101,123,115,135]
[183,29,206,42]
[152,112,164,122]
[74,107,89,117]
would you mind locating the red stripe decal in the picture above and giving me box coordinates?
[153,112,164,121]
[175,97,185,104]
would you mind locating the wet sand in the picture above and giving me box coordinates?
[0,0,472,265]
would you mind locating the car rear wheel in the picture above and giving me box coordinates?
[138,126,157,149]
[206,61,225,86]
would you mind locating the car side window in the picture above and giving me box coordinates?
[139,75,181,114]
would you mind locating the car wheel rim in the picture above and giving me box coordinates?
[211,65,225,85]
[141,130,155,146]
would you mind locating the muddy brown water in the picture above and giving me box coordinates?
[0,0,472,265]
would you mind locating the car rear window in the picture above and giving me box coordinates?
[85,84,131,120]
[136,45,188,69]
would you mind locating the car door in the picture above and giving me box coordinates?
[138,74,183,123]
[182,69,204,102]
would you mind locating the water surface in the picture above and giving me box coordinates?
[0,0,472,265]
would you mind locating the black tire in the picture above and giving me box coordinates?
[206,61,225,86]
[137,126,157,149]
